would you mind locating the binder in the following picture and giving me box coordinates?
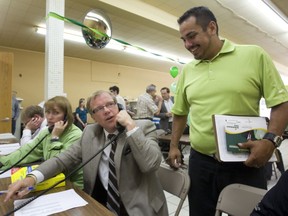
[212,114,277,162]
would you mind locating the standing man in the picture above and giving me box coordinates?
[5,90,168,216]
[155,87,174,132]
[109,85,126,110]
[136,84,162,120]
[11,91,20,135]
[167,6,288,216]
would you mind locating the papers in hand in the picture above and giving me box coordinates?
[213,114,277,162]
[14,189,88,216]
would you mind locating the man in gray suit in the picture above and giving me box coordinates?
[4,90,168,216]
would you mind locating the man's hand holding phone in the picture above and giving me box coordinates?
[116,110,135,132]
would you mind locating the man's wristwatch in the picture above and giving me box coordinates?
[263,132,283,148]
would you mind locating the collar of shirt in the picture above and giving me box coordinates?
[103,129,118,139]
[194,39,235,65]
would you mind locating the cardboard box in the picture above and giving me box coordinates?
[11,165,65,191]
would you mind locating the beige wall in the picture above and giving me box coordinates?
[1,46,177,117]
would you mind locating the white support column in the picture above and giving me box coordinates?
[44,0,65,100]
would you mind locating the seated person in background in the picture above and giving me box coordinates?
[20,105,47,146]
[4,90,168,216]
[124,98,135,117]
[0,96,83,189]
[251,170,288,216]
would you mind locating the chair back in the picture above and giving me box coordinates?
[158,163,190,216]
[215,183,267,216]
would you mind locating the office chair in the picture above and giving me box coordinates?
[215,183,267,216]
[158,163,190,216]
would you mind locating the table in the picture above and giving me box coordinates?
[158,134,190,160]
[0,133,18,145]
[0,177,114,216]
[158,134,190,147]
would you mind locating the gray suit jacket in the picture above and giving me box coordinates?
[36,120,168,216]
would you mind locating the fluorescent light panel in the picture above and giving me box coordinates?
[253,0,288,28]
[262,0,288,25]
[220,0,288,32]
[35,26,189,64]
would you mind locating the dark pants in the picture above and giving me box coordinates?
[74,121,85,131]
[188,148,267,216]
[251,170,288,216]
[11,119,16,134]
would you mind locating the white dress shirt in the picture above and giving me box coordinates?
[20,119,48,146]
[164,99,174,122]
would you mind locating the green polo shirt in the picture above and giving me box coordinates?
[172,39,288,155]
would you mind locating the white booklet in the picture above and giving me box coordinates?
[212,114,277,162]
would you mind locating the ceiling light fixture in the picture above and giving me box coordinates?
[219,0,288,31]
[261,0,288,25]
[35,26,189,64]
[35,26,123,50]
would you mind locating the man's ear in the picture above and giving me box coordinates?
[208,21,217,36]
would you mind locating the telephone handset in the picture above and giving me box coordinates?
[116,103,125,133]
[48,115,67,133]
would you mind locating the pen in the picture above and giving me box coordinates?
[0,186,34,195]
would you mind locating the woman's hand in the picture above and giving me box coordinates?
[51,120,68,138]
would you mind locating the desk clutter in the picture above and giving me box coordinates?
[11,165,65,192]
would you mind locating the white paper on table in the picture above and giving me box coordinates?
[0,169,11,178]
[0,143,20,155]
[14,189,88,216]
